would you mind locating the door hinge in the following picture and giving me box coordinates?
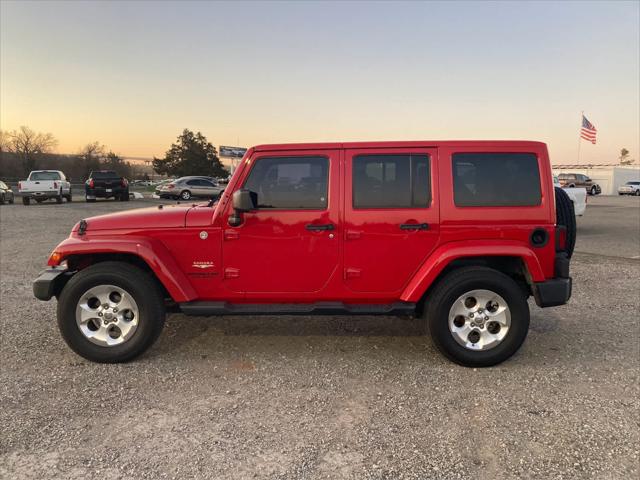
[224,268,240,279]
[224,230,239,240]
[344,268,361,279]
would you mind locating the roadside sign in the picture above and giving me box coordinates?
[219,146,247,158]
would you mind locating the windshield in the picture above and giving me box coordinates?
[626,181,640,185]
[30,171,61,181]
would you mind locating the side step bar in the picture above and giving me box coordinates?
[179,301,416,316]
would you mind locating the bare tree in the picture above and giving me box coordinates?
[77,142,106,179]
[8,126,58,174]
[0,130,12,153]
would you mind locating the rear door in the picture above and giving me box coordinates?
[343,147,440,293]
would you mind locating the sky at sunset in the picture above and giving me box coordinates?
[1,0,638,164]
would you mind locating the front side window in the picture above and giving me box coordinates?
[243,156,329,209]
[452,153,541,207]
[353,154,431,208]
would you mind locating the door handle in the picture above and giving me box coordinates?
[306,223,335,231]
[400,223,429,230]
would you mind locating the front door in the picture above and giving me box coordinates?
[222,150,340,294]
[343,148,440,293]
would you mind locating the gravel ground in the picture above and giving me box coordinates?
[1,196,639,479]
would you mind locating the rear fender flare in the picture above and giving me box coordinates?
[400,240,545,303]
[50,235,197,302]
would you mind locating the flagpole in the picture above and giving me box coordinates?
[577,111,583,166]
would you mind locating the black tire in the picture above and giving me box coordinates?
[0,194,4,205]
[590,186,596,195]
[555,187,576,259]
[425,267,530,367]
[56,191,63,204]
[8,195,14,204]
[22,196,30,206]
[65,190,73,202]
[635,190,640,196]
[180,190,191,201]
[57,262,166,363]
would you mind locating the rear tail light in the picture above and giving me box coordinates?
[121,179,128,187]
[18,181,22,190]
[53,181,58,189]
[88,179,94,188]
[167,183,175,189]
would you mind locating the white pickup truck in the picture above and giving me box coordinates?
[554,175,586,216]
[19,170,72,205]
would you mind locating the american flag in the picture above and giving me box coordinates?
[580,115,597,144]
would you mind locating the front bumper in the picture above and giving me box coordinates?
[33,268,73,301]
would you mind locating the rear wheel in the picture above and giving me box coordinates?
[8,194,14,204]
[57,262,166,363]
[635,190,640,196]
[555,187,576,259]
[22,196,30,205]
[180,190,192,201]
[425,267,530,367]
[56,190,63,204]
[0,194,4,205]
[590,186,597,195]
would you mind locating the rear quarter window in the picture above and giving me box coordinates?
[452,153,541,207]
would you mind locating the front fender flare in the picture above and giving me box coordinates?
[50,235,197,302]
[400,240,545,303]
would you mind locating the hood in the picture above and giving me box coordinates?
[75,204,196,232]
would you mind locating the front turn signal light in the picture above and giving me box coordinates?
[48,251,63,266]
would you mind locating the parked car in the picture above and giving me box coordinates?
[19,170,72,205]
[85,170,129,202]
[554,176,586,216]
[34,141,574,367]
[0,180,15,204]
[558,173,601,195]
[618,181,640,196]
[155,176,224,201]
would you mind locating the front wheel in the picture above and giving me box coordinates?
[180,190,192,201]
[425,267,530,367]
[635,190,640,196]
[590,186,597,195]
[57,262,166,363]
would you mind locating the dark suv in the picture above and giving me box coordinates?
[34,141,574,367]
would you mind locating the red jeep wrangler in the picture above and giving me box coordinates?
[34,141,574,367]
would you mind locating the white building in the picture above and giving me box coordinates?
[552,165,640,195]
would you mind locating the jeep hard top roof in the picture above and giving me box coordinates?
[253,140,547,152]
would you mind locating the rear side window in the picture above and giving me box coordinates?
[30,171,61,181]
[353,154,431,208]
[244,156,328,209]
[452,153,541,207]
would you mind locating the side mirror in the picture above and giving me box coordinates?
[232,189,257,212]
[228,189,257,227]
